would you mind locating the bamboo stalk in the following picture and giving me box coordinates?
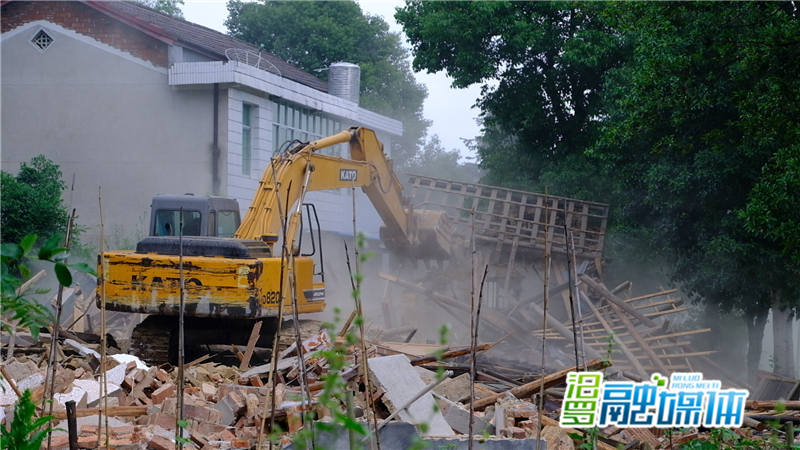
[469,265,488,448]
[536,193,551,450]
[45,209,75,450]
[351,182,380,450]
[468,206,476,450]
[258,164,290,450]
[98,189,109,448]
[176,207,186,450]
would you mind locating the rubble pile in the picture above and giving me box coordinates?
[1,175,789,449]
[3,315,800,450]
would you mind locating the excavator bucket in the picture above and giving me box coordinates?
[380,209,455,260]
[414,209,455,260]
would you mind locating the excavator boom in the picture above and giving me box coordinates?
[235,127,453,259]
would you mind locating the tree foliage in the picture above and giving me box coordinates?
[402,134,481,183]
[396,1,626,198]
[1,233,96,339]
[1,156,70,246]
[225,0,430,166]
[594,2,800,303]
[1,390,55,450]
[398,1,800,380]
[742,146,800,263]
[131,0,184,18]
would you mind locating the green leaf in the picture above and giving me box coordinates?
[49,249,69,261]
[18,263,31,280]
[69,262,97,277]
[54,263,72,287]
[37,234,63,261]
[19,234,37,255]
[1,243,22,260]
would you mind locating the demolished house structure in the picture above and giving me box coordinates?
[2,1,797,450]
[4,173,792,450]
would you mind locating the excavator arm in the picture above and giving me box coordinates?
[235,127,452,260]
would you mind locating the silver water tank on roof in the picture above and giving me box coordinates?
[328,62,361,105]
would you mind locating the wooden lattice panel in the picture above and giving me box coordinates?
[576,288,709,376]
[406,174,609,258]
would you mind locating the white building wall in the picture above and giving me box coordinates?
[225,89,274,210]
[1,21,217,250]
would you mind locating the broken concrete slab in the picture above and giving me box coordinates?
[214,390,247,426]
[2,359,40,382]
[434,372,473,403]
[240,357,296,379]
[434,393,494,435]
[72,379,122,406]
[368,354,454,437]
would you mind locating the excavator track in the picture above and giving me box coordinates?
[129,316,319,366]
[130,316,174,366]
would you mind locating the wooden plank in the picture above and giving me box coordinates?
[239,320,263,371]
[582,292,648,378]
[619,289,680,303]
[470,358,611,411]
[608,303,670,375]
[409,344,493,365]
[579,275,751,389]
[642,329,712,342]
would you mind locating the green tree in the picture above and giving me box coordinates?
[401,134,481,183]
[1,156,70,246]
[131,0,184,18]
[399,1,800,383]
[396,1,626,199]
[742,146,800,263]
[225,0,430,166]
[594,2,800,381]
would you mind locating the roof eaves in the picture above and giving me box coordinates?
[82,0,177,44]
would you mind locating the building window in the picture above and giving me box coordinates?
[31,29,54,52]
[242,103,252,175]
[272,99,344,157]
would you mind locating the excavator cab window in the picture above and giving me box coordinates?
[216,210,239,238]
[154,210,202,236]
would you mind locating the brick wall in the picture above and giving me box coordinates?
[1,1,168,68]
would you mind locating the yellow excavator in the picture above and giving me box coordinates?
[98,127,453,364]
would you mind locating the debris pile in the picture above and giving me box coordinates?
[4,309,800,450]
[0,174,783,449]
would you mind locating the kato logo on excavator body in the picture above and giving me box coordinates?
[131,274,203,288]
[339,169,358,182]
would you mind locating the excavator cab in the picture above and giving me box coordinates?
[149,194,241,238]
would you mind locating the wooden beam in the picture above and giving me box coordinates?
[239,321,263,371]
[609,303,670,375]
[582,292,648,378]
[580,275,751,390]
[470,357,611,411]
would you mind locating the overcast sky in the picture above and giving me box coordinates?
[182,0,482,160]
